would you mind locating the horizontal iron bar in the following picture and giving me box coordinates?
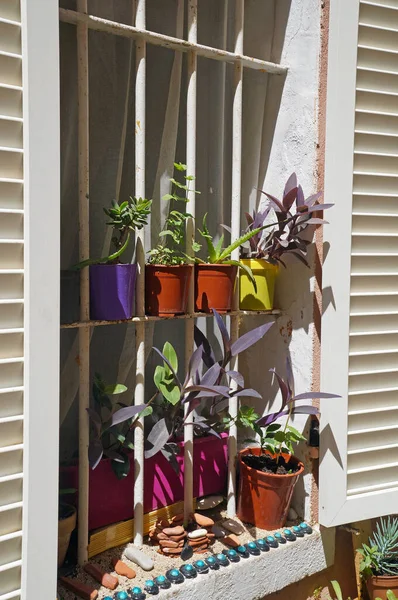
[60,309,281,329]
[59,9,287,75]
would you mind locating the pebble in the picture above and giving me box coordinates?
[288,507,298,520]
[188,537,208,547]
[163,525,184,537]
[193,513,215,528]
[223,534,240,548]
[124,545,154,571]
[221,519,245,535]
[168,532,186,542]
[112,558,136,579]
[161,547,182,555]
[211,525,227,538]
[171,512,184,523]
[188,528,208,540]
[196,495,223,510]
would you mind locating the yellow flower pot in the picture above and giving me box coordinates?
[239,259,278,310]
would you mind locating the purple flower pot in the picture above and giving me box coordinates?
[89,263,137,321]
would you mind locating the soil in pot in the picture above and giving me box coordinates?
[239,259,278,311]
[58,504,77,567]
[241,452,301,475]
[145,264,192,316]
[195,264,237,313]
[237,447,304,530]
[90,263,137,320]
[367,575,398,600]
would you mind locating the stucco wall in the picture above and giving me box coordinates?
[240,0,324,523]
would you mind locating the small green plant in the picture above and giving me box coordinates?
[87,374,152,479]
[74,196,152,268]
[148,162,200,265]
[358,517,398,578]
[194,213,278,289]
[327,579,397,600]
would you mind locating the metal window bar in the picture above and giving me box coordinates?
[60,1,286,564]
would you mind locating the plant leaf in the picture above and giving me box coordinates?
[152,346,182,388]
[194,325,215,367]
[111,454,130,479]
[226,370,245,388]
[87,408,102,436]
[292,392,341,401]
[212,308,231,358]
[109,404,147,428]
[145,418,172,459]
[231,322,274,357]
[163,341,178,372]
[104,384,128,395]
[331,581,343,600]
[88,439,103,470]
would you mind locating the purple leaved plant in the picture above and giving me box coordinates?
[243,172,334,267]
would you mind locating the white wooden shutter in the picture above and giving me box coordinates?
[320,0,398,526]
[0,1,60,598]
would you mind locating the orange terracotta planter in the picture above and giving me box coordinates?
[145,265,192,316]
[367,575,398,600]
[237,447,304,530]
[195,264,237,313]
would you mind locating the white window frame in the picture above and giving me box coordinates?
[21,0,60,597]
[320,0,398,527]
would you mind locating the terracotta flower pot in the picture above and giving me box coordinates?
[58,504,77,567]
[145,264,192,316]
[195,264,238,313]
[367,575,398,600]
[237,447,304,530]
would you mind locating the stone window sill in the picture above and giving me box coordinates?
[159,527,335,599]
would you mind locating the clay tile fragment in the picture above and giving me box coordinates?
[193,513,215,528]
[59,577,99,600]
[83,564,118,590]
[223,534,240,548]
[163,525,184,537]
[112,558,136,579]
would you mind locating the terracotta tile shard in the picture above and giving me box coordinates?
[160,547,182,555]
[192,543,209,553]
[59,577,99,600]
[159,539,179,548]
[112,559,136,579]
[223,534,240,548]
[168,532,186,542]
[171,512,184,523]
[83,564,118,590]
[193,513,215,528]
[163,525,184,536]
[188,537,208,547]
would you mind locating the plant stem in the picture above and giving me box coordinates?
[276,403,293,464]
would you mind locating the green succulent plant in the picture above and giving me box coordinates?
[358,517,398,578]
[73,196,152,269]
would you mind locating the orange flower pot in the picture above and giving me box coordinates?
[237,447,304,530]
[367,575,398,600]
[145,265,192,316]
[195,264,237,313]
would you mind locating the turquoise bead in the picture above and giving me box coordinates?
[237,545,246,552]
[132,588,142,594]
[300,522,307,529]
[275,533,282,538]
[293,526,300,533]
[248,541,256,549]
[266,536,275,542]
[145,580,154,587]
[104,597,113,600]
[156,575,166,583]
[117,593,129,600]
[207,557,215,563]
[284,529,291,535]
[196,560,205,567]
[171,569,179,577]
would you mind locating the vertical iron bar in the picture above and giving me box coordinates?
[227,0,244,518]
[77,0,90,565]
[134,0,146,546]
[184,0,197,522]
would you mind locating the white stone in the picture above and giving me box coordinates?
[211,525,227,538]
[221,519,245,535]
[124,545,154,571]
[188,528,208,540]
[288,507,298,521]
[196,495,224,510]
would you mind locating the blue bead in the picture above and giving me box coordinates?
[104,597,113,600]
[300,522,307,529]
[248,542,256,549]
[266,536,275,542]
[145,580,154,587]
[186,564,193,570]
[117,593,129,600]
[132,588,142,594]
[284,529,291,535]
[207,557,215,563]
[156,575,165,583]
[171,569,179,577]
[293,526,300,533]
[237,545,246,553]
[275,533,282,538]
[217,553,226,560]
[196,560,205,567]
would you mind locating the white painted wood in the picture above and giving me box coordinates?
[18,0,60,598]
[134,0,146,547]
[321,0,398,526]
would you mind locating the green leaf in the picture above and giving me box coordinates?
[140,406,153,418]
[72,232,131,270]
[218,223,276,262]
[163,342,178,372]
[162,193,174,201]
[192,241,201,253]
[169,178,187,190]
[174,162,187,171]
[104,384,128,395]
[267,424,282,432]
[111,454,130,479]
[331,581,343,600]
